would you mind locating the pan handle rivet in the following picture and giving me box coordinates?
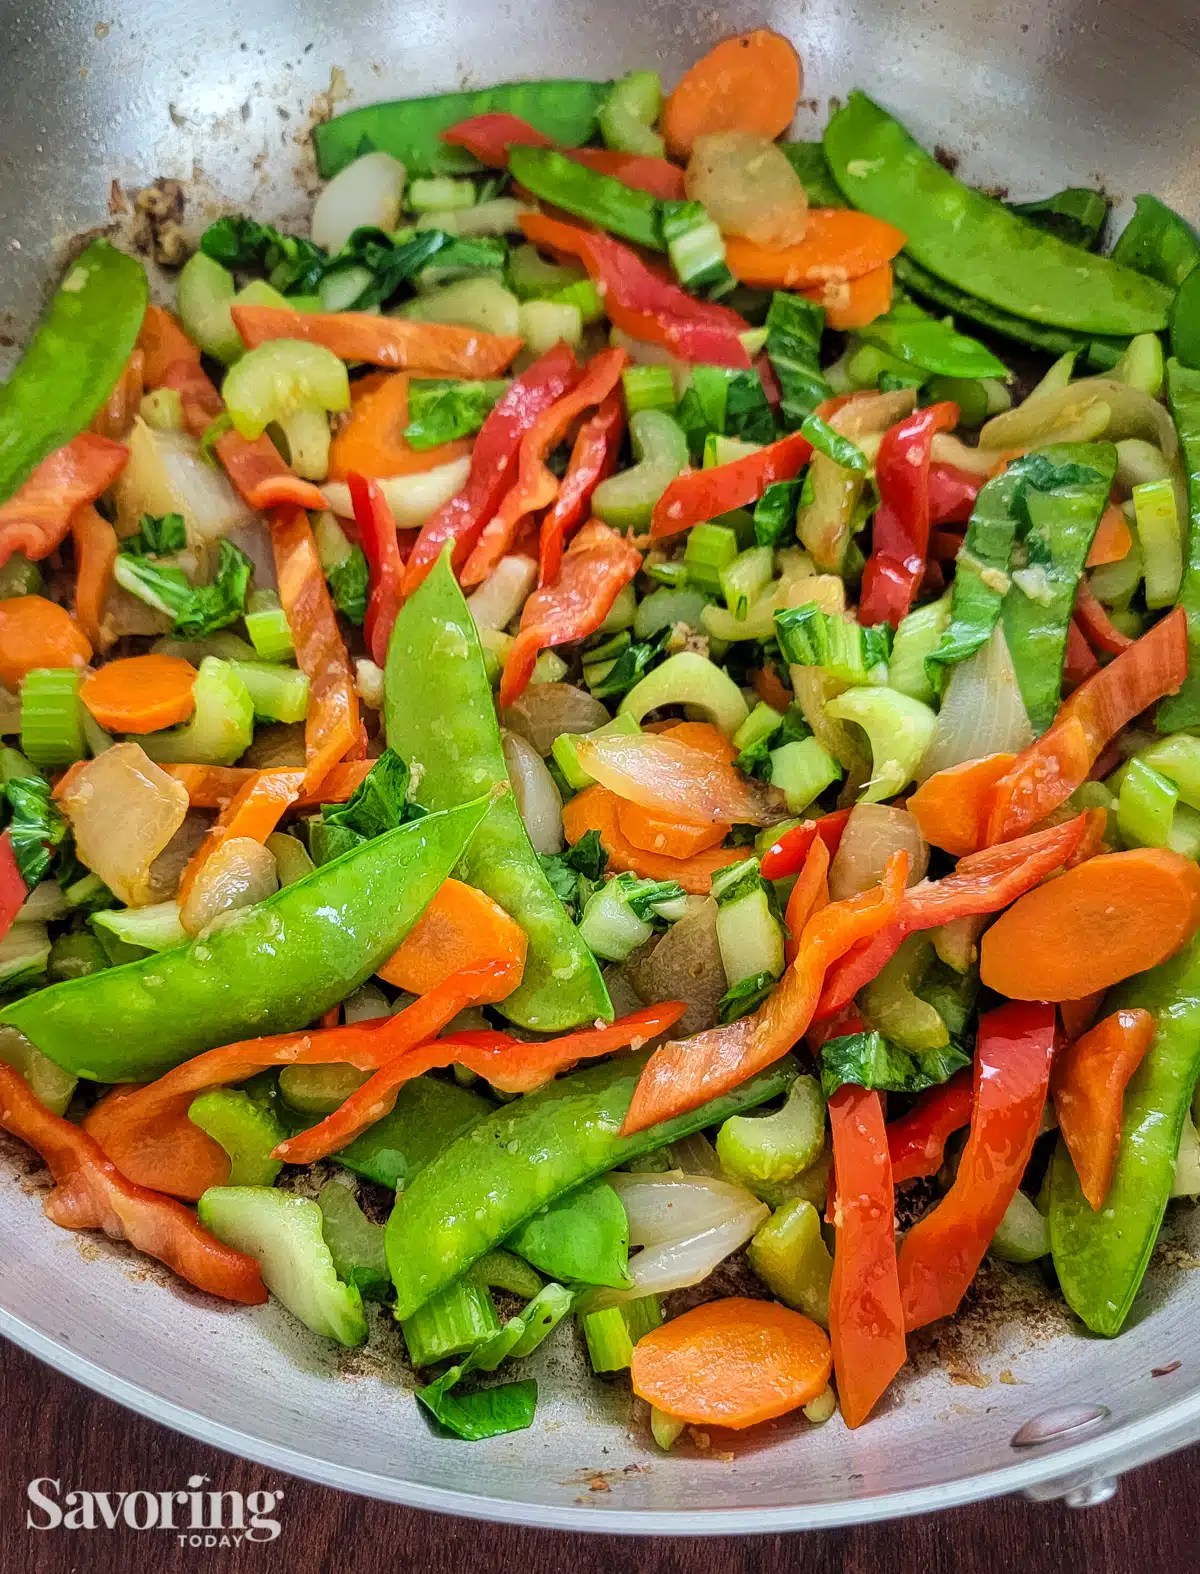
[1011,1404,1110,1447]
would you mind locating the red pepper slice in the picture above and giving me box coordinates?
[759,808,851,881]
[927,462,983,526]
[0,435,129,568]
[538,390,625,586]
[650,429,813,541]
[403,341,580,596]
[828,1084,907,1428]
[0,831,27,944]
[441,116,687,198]
[499,521,643,706]
[1063,619,1101,689]
[897,1001,1056,1331]
[887,1070,974,1185]
[1074,579,1134,655]
[858,402,960,628]
[348,472,405,666]
[0,1062,267,1304]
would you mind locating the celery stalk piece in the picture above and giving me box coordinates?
[401,1279,502,1366]
[226,659,310,725]
[189,1088,285,1187]
[400,277,521,337]
[20,668,85,768]
[619,651,750,736]
[720,545,775,620]
[1132,476,1183,608]
[768,736,842,814]
[824,686,937,802]
[141,657,254,768]
[1135,735,1200,811]
[408,176,477,211]
[1118,757,1179,847]
[592,409,689,532]
[859,935,949,1053]
[244,589,296,661]
[551,713,641,792]
[176,251,243,365]
[889,595,951,705]
[517,298,583,352]
[622,363,676,417]
[716,1075,826,1189]
[746,1197,834,1327]
[712,858,785,989]
[221,340,350,440]
[684,523,740,593]
[651,1407,686,1451]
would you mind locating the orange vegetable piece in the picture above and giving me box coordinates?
[562,784,744,894]
[1054,1007,1156,1210]
[377,877,528,994]
[809,263,895,331]
[724,211,906,289]
[614,721,736,856]
[980,848,1200,1001]
[753,664,792,713]
[70,504,119,654]
[327,372,472,481]
[906,752,1018,856]
[230,305,521,380]
[1059,992,1104,1042]
[80,653,197,735]
[784,834,831,965]
[176,769,301,907]
[0,434,129,569]
[661,30,803,160]
[146,760,373,813]
[0,596,91,689]
[91,349,145,441]
[1086,503,1133,568]
[136,304,200,383]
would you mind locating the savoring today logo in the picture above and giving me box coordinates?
[26,1473,285,1546]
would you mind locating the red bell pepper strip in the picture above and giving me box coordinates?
[0,434,128,568]
[136,304,201,385]
[143,759,374,813]
[859,402,960,628]
[622,847,909,1134]
[348,472,405,666]
[1074,579,1133,655]
[927,462,983,526]
[499,520,642,706]
[460,347,628,586]
[1063,619,1101,688]
[441,114,687,198]
[887,1070,974,1185]
[1053,1007,1155,1211]
[0,1062,266,1304]
[650,429,814,541]
[816,813,1089,1018]
[759,808,851,881]
[539,390,625,586]
[897,1001,1056,1331]
[403,341,580,595]
[519,212,752,368]
[828,1084,907,1429]
[0,831,27,944]
[783,834,832,967]
[987,606,1188,843]
[568,149,687,200]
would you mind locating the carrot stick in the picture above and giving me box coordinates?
[79,653,196,734]
[177,769,301,907]
[1086,503,1133,568]
[376,877,528,993]
[661,29,803,159]
[1054,1007,1156,1210]
[271,506,361,793]
[327,372,472,481]
[136,305,201,383]
[91,349,145,441]
[145,760,373,812]
[980,847,1200,1001]
[809,264,895,331]
[562,784,745,894]
[0,596,91,689]
[230,305,522,379]
[0,434,128,568]
[70,504,119,654]
[906,753,1018,856]
[725,211,906,289]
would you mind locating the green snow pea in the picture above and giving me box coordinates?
[508,146,663,251]
[824,94,1170,337]
[1009,188,1109,251]
[2,797,489,1083]
[1171,271,1200,373]
[330,1074,493,1191]
[506,1178,631,1289]
[1155,361,1200,733]
[317,1179,391,1301]
[857,306,1007,380]
[780,142,846,208]
[1050,928,1200,1335]
[313,80,610,178]
[1111,195,1200,290]
[387,1051,798,1319]
[0,240,148,506]
[386,550,610,1032]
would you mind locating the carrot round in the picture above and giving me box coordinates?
[630,1296,832,1429]
[1053,1007,1155,1210]
[661,30,802,160]
[811,263,895,331]
[327,372,473,482]
[377,876,528,995]
[907,753,1018,856]
[725,211,906,289]
[980,848,1200,1001]
[79,653,197,735]
[0,596,92,690]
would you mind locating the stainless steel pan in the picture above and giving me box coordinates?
[2,0,1199,1530]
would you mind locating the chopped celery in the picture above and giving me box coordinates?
[319,266,375,313]
[91,901,186,953]
[651,1407,687,1451]
[768,736,842,814]
[579,872,684,962]
[265,830,315,888]
[622,363,676,416]
[0,924,50,991]
[733,701,786,756]
[188,1088,285,1187]
[140,387,186,432]
[279,1061,371,1115]
[824,686,937,802]
[661,201,733,294]
[889,595,951,706]
[1132,477,1182,608]
[592,410,689,532]
[1171,803,1200,863]
[222,340,350,441]
[581,1296,662,1373]
[142,657,254,767]
[716,1075,825,1188]
[1135,735,1200,810]
[531,650,568,684]
[643,557,690,589]
[0,1024,78,1113]
[1088,514,1143,608]
[775,603,891,686]
[277,406,331,480]
[551,278,605,323]
[600,583,638,634]
[1118,757,1179,847]
[746,1197,833,1327]
[243,589,295,661]
[721,545,775,620]
[712,858,785,988]
[226,659,310,725]
[317,1179,391,1301]
[598,71,664,157]
[402,277,521,337]
[468,1248,546,1299]
[684,522,740,593]
[551,713,641,791]
[415,198,530,238]
[400,1277,502,1365]
[408,176,476,211]
[20,669,84,768]
[47,930,109,983]
[703,433,761,468]
[633,586,710,640]
[989,1189,1050,1262]
[859,935,949,1053]
[619,651,749,736]
[176,251,243,365]
[518,298,583,353]
[506,243,586,301]
[1112,332,1165,397]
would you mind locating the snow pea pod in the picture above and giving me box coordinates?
[331,1075,493,1191]
[386,548,611,1031]
[1,797,489,1083]
[509,146,663,251]
[825,93,1171,337]
[1111,195,1200,291]
[1049,928,1200,1335]
[388,1051,798,1318]
[1156,360,1200,732]
[0,240,147,506]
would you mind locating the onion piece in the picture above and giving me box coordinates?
[499,682,610,756]
[321,457,471,528]
[114,418,256,543]
[226,519,277,591]
[466,554,538,632]
[576,732,787,827]
[180,835,279,936]
[60,743,190,908]
[685,132,808,249]
[919,624,1034,780]
[631,895,727,1038]
[980,377,1178,462]
[667,1132,725,1178]
[311,152,406,255]
[828,803,929,901]
[501,729,565,854]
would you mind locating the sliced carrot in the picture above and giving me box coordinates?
[80,653,196,735]
[657,720,738,764]
[615,803,728,858]
[146,760,373,812]
[725,211,906,289]
[809,264,895,331]
[91,349,145,441]
[753,664,792,713]
[1059,992,1104,1042]
[377,877,528,993]
[980,848,1200,1001]
[327,372,473,481]
[177,769,301,907]
[71,504,119,653]
[136,304,200,384]
[1086,504,1133,568]
[1054,1007,1156,1210]
[0,434,129,568]
[661,30,803,160]
[0,596,91,689]
[230,305,522,380]
[630,1296,831,1429]
[562,784,744,894]
[906,753,1018,856]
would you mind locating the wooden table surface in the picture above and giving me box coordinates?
[2,1337,1195,1574]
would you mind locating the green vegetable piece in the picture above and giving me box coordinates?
[747,1197,834,1327]
[661,201,734,295]
[825,686,937,802]
[387,1051,798,1318]
[1118,758,1179,849]
[592,409,689,532]
[800,412,869,472]
[507,1178,632,1289]
[775,602,891,685]
[857,307,1007,380]
[1171,269,1200,373]
[509,146,662,252]
[779,142,846,208]
[1154,361,1200,732]
[622,363,676,418]
[401,1279,501,1364]
[989,1188,1050,1263]
[47,931,109,985]
[860,935,949,1053]
[685,521,739,594]
[0,553,44,599]
[5,775,65,888]
[1009,188,1109,251]
[1135,735,1200,811]
[176,251,243,365]
[3,796,489,1083]
[243,590,295,662]
[141,657,254,767]
[618,651,749,736]
[1112,333,1165,398]
[91,901,186,954]
[818,1028,969,1101]
[222,340,348,440]
[824,94,1171,336]
[712,857,785,990]
[198,1187,368,1346]
[317,1180,392,1301]
[404,378,508,450]
[0,924,50,992]
[754,479,801,547]
[20,670,84,769]
[581,1296,662,1373]
[889,594,951,706]
[768,737,843,816]
[467,1248,545,1300]
[278,1062,370,1115]
[1111,194,1200,290]
[116,541,255,643]
[0,1025,77,1115]
[506,243,586,301]
[1049,928,1200,1334]
[226,660,310,725]
[598,71,664,158]
[188,1088,285,1187]
[328,1074,493,1191]
[716,1074,825,1189]
[0,240,148,507]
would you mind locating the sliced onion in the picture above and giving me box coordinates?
[60,743,190,907]
[466,554,538,632]
[181,835,279,936]
[498,682,610,755]
[919,624,1034,780]
[631,896,727,1038]
[225,519,277,591]
[667,1132,724,1177]
[501,729,564,854]
[828,803,929,901]
[311,152,406,254]
[577,731,787,827]
[355,658,385,711]
[114,418,256,542]
[929,433,1009,476]
[146,811,211,902]
[322,457,470,527]
[980,377,1178,462]
[685,132,808,248]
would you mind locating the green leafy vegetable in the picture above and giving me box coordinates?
[765,292,830,429]
[1010,188,1109,251]
[538,830,609,921]
[113,538,253,639]
[718,969,777,1024]
[326,548,369,626]
[775,603,891,684]
[4,777,67,889]
[800,412,868,472]
[818,1029,971,1100]
[753,479,801,547]
[507,1179,631,1289]
[1111,195,1200,290]
[124,512,186,557]
[404,379,509,450]
[585,625,671,700]
[201,217,328,295]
